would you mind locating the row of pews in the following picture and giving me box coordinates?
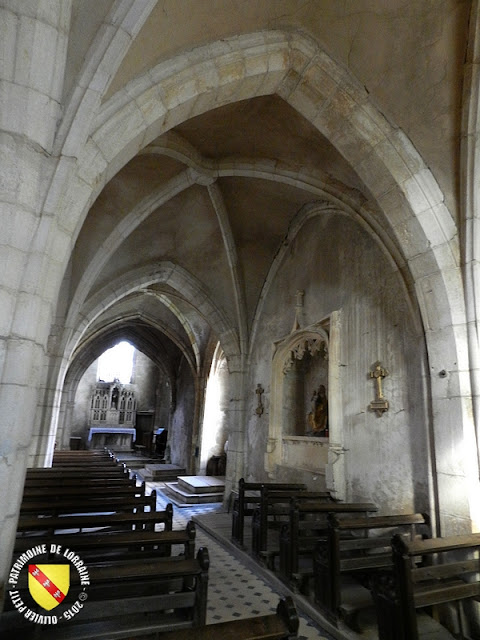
[2,451,299,639]
[231,478,480,639]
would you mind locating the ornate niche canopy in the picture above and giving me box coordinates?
[282,336,328,374]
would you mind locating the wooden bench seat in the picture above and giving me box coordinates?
[13,521,196,561]
[25,465,129,479]
[52,452,113,464]
[49,461,120,468]
[314,512,429,629]
[52,454,118,465]
[371,532,480,640]
[19,490,157,516]
[53,449,111,457]
[23,475,136,489]
[22,481,144,500]
[231,479,307,548]
[14,521,195,558]
[0,548,210,640]
[159,596,299,639]
[16,503,173,535]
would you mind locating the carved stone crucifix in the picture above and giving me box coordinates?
[368,361,389,416]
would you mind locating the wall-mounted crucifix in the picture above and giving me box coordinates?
[368,361,389,416]
[255,383,264,416]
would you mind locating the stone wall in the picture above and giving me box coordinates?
[247,209,429,515]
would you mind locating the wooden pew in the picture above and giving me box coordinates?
[53,448,111,456]
[231,479,307,548]
[16,503,173,535]
[159,596,299,639]
[251,489,336,566]
[371,532,480,640]
[19,490,157,516]
[52,452,118,464]
[22,481,145,501]
[25,465,130,479]
[52,451,113,463]
[314,512,429,628]
[278,500,379,592]
[23,474,136,489]
[14,520,196,561]
[49,460,120,468]
[0,547,210,640]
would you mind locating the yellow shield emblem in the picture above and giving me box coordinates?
[28,564,70,611]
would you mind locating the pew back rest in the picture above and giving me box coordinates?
[14,519,196,558]
[17,502,173,534]
[232,479,307,546]
[372,532,480,640]
[22,481,143,500]
[20,490,157,516]
[1,547,210,640]
[393,532,480,608]
[291,500,378,535]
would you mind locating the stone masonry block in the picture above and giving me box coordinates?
[15,14,59,95]
[0,7,17,82]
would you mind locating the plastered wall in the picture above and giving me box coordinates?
[246,210,430,515]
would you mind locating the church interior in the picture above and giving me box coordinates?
[2,1,480,638]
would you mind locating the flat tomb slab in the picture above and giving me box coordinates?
[163,482,224,505]
[177,475,225,494]
[144,464,186,479]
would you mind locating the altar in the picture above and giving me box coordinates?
[87,426,136,450]
[88,381,137,450]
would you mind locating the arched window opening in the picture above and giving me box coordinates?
[97,341,135,384]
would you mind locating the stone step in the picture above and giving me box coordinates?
[177,475,225,494]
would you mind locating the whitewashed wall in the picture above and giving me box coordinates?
[246,210,430,515]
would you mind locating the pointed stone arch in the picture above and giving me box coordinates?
[35,28,478,532]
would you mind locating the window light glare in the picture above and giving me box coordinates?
[97,341,134,384]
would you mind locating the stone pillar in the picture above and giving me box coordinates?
[462,0,480,534]
[223,359,247,506]
[191,374,207,474]
[325,310,347,501]
[0,0,72,610]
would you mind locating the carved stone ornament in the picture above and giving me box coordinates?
[282,337,328,374]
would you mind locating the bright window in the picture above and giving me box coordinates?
[97,341,134,383]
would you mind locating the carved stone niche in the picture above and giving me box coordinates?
[265,322,330,476]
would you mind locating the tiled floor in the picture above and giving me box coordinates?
[145,480,335,640]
